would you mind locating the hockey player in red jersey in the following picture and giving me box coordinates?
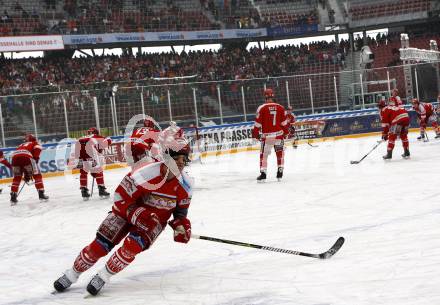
[74,127,112,200]
[378,99,410,159]
[10,134,48,204]
[53,138,193,296]
[285,106,297,148]
[0,149,12,193]
[391,89,403,107]
[252,88,289,181]
[126,118,161,167]
[411,98,440,140]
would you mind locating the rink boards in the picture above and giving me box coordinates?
[0,107,430,183]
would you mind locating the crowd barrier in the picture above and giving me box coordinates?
[0,107,428,183]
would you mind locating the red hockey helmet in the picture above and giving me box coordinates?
[264,88,274,99]
[87,127,99,135]
[143,118,156,129]
[377,99,386,109]
[24,134,36,142]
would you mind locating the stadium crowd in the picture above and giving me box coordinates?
[0,39,349,96]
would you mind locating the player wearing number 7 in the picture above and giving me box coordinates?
[252,88,289,181]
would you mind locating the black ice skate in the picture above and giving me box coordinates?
[417,132,426,141]
[81,187,90,201]
[38,190,49,201]
[382,150,392,160]
[0,188,2,193]
[435,133,440,139]
[10,192,18,206]
[98,185,110,198]
[53,269,80,292]
[256,171,266,182]
[402,148,410,159]
[87,274,106,296]
[276,167,283,181]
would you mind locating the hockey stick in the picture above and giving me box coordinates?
[191,234,345,259]
[90,177,95,198]
[350,140,383,164]
[307,141,318,148]
[17,182,26,196]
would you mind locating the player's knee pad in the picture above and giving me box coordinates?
[96,212,130,247]
[123,232,147,256]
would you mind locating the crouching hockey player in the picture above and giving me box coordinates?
[378,99,410,159]
[411,98,440,140]
[53,138,193,296]
[10,134,48,204]
[73,127,112,200]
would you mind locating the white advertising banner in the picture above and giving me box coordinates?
[0,35,64,52]
[62,28,268,45]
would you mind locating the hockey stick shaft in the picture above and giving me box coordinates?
[351,140,383,164]
[191,234,344,259]
[90,177,95,197]
[17,182,26,196]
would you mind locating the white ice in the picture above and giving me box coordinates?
[1,133,440,305]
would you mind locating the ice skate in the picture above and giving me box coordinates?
[98,185,110,199]
[256,171,266,182]
[276,167,283,181]
[382,150,392,160]
[435,133,440,139]
[10,192,18,206]
[53,268,80,292]
[402,148,410,159]
[87,269,111,296]
[38,190,49,201]
[417,132,425,141]
[81,187,90,201]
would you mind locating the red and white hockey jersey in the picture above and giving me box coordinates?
[112,162,193,226]
[12,141,42,162]
[75,134,112,161]
[380,105,410,134]
[413,103,435,123]
[253,102,288,139]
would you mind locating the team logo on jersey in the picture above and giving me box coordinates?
[145,193,177,210]
[120,176,136,196]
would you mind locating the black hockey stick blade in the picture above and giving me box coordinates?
[317,236,345,259]
[307,141,318,147]
[350,160,360,164]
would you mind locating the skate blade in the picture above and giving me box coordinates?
[83,197,90,201]
[10,202,17,206]
[40,198,49,202]
[256,180,266,183]
[99,195,110,199]
[277,178,282,182]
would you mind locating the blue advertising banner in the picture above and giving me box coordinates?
[0,108,432,181]
[267,24,318,37]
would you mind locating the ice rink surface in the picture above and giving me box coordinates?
[1,133,440,305]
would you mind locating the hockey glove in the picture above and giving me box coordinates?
[382,133,388,141]
[168,218,191,243]
[23,172,32,183]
